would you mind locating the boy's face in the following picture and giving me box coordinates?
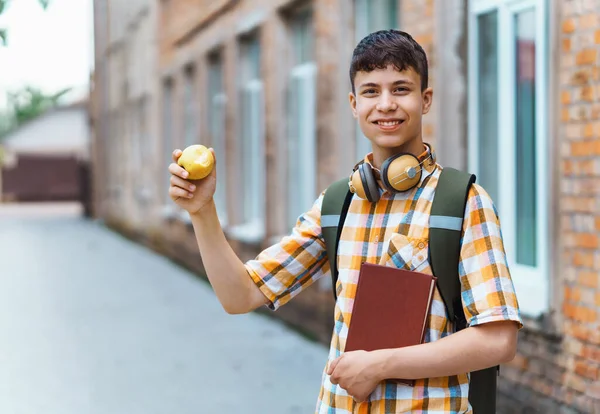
[349,65,433,160]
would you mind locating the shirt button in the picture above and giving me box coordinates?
[418,242,425,249]
[417,255,425,262]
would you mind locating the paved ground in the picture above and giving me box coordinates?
[0,203,328,414]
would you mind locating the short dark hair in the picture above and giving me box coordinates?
[349,30,429,93]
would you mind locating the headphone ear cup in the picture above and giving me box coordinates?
[350,169,367,200]
[358,163,380,203]
[381,153,422,192]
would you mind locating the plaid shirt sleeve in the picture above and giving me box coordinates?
[459,184,523,329]
[244,193,329,311]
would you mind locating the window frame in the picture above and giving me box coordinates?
[183,64,198,148]
[240,79,265,229]
[134,97,153,203]
[468,0,550,317]
[227,33,266,243]
[287,61,317,228]
[207,51,228,227]
[285,6,318,229]
[161,78,175,214]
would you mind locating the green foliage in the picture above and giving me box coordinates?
[0,86,72,139]
[0,0,49,14]
[0,0,58,137]
[0,112,12,137]
[0,0,50,46]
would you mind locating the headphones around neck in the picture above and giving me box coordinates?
[348,143,436,203]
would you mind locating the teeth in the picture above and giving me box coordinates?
[378,120,400,126]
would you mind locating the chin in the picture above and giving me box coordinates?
[371,135,411,149]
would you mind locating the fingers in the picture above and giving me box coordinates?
[327,356,342,376]
[169,162,189,179]
[169,170,195,200]
[169,185,193,200]
[171,175,196,193]
[172,149,182,163]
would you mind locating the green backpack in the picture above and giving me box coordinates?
[321,167,498,414]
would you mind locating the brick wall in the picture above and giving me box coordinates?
[94,0,162,233]
[560,1,600,411]
[495,2,600,413]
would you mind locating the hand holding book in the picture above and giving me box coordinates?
[344,262,437,386]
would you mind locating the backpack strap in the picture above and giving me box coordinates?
[321,178,353,301]
[430,167,497,414]
[429,167,475,326]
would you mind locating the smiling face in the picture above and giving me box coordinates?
[349,65,433,168]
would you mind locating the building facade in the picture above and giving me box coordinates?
[90,0,600,411]
[90,0,161,228]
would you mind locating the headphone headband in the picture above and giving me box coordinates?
[348,143,436,201]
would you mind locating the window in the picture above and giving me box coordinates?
[286,8,317,229]
[183,65,198,147]
[207,51,228,225]
[115,109,126,199]
[162,79,174,206]
[108,111,119,199]
[134,97,152,203]
[354,0,399,160]
[230,33,265,241]
[138,98,150,164]
[355,0,398,40]
[468,0,549,317]
[126,102,139,203]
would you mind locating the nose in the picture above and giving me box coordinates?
[376,91,397,112]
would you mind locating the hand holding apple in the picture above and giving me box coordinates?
[177,145,215,180]
[168,145,217,215]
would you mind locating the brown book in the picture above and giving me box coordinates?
[345,262,437,386]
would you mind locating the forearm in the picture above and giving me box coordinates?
[190,201,264,314]
[372,322,517,381]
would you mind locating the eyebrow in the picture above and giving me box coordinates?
[359,80,414,89]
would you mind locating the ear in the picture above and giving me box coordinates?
[349,92,358,118]
[422,87,433,115]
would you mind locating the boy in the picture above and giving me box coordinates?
[168,30,522,413]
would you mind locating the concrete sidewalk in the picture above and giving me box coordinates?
[0,211,328,414]
[0,201,83,217]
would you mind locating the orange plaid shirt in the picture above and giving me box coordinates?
[245,162,522,413]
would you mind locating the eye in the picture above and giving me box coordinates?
[394,87,409,93]
[362,88,377,95]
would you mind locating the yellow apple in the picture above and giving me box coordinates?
[177,145,215,180]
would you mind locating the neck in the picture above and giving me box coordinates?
[371,138,426,170]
